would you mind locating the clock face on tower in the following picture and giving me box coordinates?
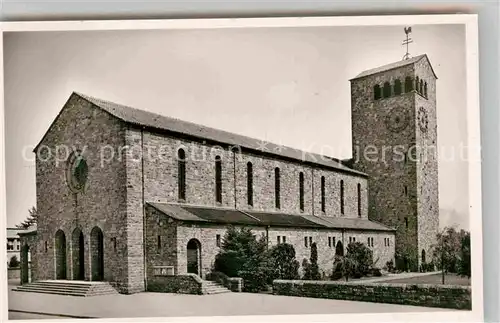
[418,106,429,132]
[385,107,409,133]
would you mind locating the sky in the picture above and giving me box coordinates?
[3,24,469,229]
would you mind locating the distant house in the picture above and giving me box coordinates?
[7,228,25,265]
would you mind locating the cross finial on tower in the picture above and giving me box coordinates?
[402,26,413,60]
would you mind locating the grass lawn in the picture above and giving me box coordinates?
[381,273,471,286]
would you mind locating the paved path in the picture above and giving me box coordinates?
[355,271,442,283]
[8,286,449,319]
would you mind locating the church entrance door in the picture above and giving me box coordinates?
[187,239,201,276]
[91,226,104,281]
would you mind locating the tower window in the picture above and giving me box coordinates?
[275,167,281,209]
[157,235,162,250]
[420,79,424,94]
[374,84,382,100]
[304,236,308,248]
[177,149,186,201]
[247,162,253,206]
[404,185,408,196]
[283,236,286,243]
[394,79,402,95]
[357,183,362,217]
[328,237,332,247]
[277,236,281,244]
[424,82,428,98]
[215,155,222,203]
[299,172,304,212]
[383,82,391,98]
[405,217,409,229]
[321,176,326,213]
[340,180,345,215]
[404,76,413,92]
[415,76,420,93]
[216,234,221,247]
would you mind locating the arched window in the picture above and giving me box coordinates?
[299,172,305,212]
[382,82,391,98]
[321,176,326,213]
[357,183,361,217]
[420,79,424,95]
[177,149,186,201]
[275,167,281,209]
[424,82,428,98]
[340,180,345,215]
[373,84,381,100]
[394,79,402,95]
[247,162,253,206]
[421,249,426,264]
[404,76,413,92]
[415,76,420,93]
[215,156,222,203]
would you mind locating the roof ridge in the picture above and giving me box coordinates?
[350,54,429,80]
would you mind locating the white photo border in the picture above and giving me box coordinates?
[0,14,482,323]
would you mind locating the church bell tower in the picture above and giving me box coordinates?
[349,29,439,271]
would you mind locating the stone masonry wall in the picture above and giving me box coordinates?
[273,280,471,310]
[34,93,130,293]
[350,59,438,270]
[140,132,368,219]
[414,58,439,267]
[145,205,178,280]
[147,213,394,279]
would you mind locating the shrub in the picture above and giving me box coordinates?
[9,255,19,268]
[346,242,373,277]
[213,226,273,292]
[269,243,300,280]
[302,258,311,280]
[385,260,395,273]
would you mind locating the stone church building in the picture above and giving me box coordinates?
[19,55,438,294]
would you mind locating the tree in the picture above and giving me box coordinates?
[309,242,321,280]
[16,206,38,229]
[9,255,20,268]
[432,226,463,284]
[213,226,273,292]
[457,231,471,279]
[269,243,300,280]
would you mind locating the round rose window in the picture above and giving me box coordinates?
[66,151,88,193]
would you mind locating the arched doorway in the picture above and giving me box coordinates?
[187,239,201,275]
[421,249,426,264]
[21,244,31,284]
[55,230,67,279]
[335,241,344,257]
[72,228,85,280]
[90,226,104,281]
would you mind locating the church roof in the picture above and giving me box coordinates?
[350,54,437,80]
[71,92,366,177]
[148,202,396,232]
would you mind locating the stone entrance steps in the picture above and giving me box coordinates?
[13,280,118,297]
[202,280,231,294]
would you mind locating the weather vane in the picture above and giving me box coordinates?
[402,26,413,60]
